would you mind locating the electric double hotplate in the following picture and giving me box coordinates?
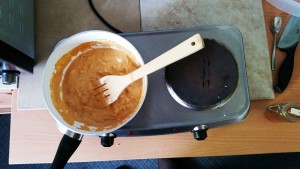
[56,26,250,146]
[98,25,250,143]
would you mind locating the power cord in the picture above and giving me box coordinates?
[88,0,123,33]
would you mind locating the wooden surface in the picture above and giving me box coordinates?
[9,0,300,164]
[0,91,12,114]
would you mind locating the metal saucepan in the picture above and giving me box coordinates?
[43,30,148,169]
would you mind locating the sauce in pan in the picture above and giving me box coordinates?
[50,41,143,131]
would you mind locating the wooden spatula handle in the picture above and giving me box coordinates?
[130,33,204,82]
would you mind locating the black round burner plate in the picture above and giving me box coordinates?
[165,39,239,110]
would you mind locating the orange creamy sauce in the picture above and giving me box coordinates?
[50,41,143,131]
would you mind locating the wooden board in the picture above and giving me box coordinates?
[9,91,300,164]
[0,91,12,114]
[9,0,300,164]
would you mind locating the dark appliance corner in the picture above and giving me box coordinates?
[0,0,34,88]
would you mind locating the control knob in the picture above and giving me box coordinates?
[192,125,208,140]
[100,133,116,147]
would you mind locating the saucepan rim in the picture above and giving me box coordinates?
[43,30,148,136]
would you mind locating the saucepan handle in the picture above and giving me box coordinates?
[50,134,82,169]
[274,42,298,93]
